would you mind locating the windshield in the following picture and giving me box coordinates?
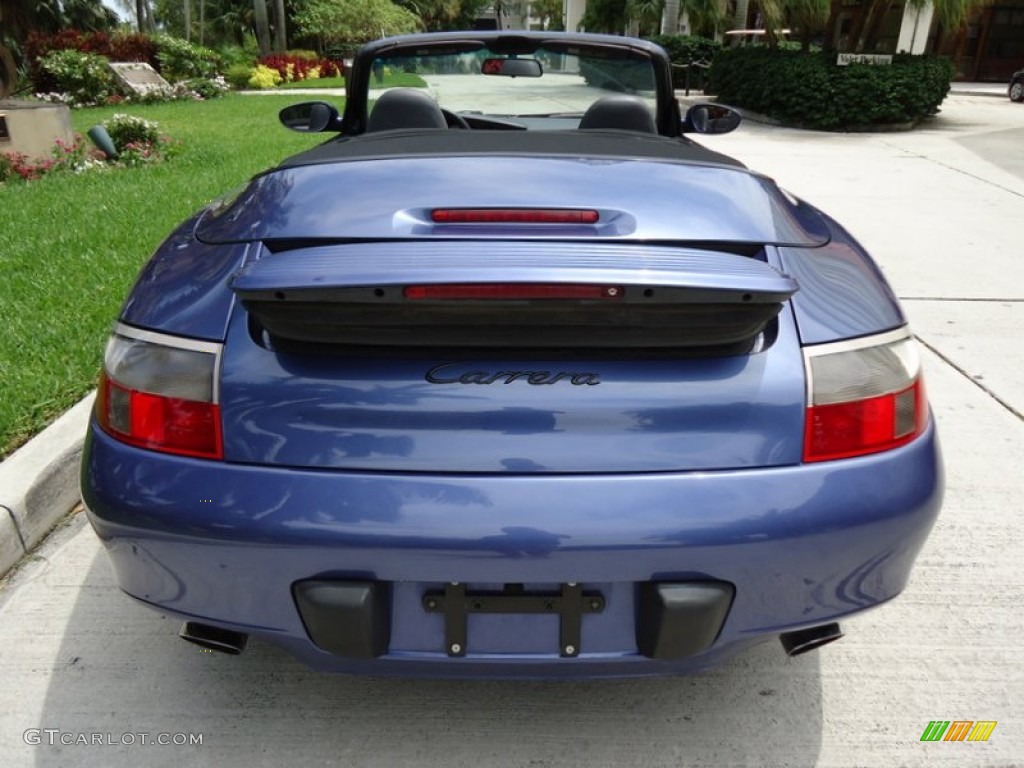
[369,45,658,120]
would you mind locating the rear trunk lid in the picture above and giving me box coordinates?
[219,239,807,473]
[195,154,830,247]
[213,154,816,473]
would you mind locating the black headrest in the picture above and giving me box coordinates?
[366,88,448,132]
[578,96,657,134]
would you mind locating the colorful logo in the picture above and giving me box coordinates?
[920,721,997,742]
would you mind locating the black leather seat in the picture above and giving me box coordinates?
[578,96,657,134]
[366,88,448,132]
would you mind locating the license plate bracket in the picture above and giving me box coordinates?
[422,582,605,657]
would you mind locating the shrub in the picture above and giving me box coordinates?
[646,35,721,91]
[286,49,320,61]
[26,29,159,92]
[217,45,256,69]
[248,64,283,89]
[707,48,953,130]
[37,49,119,107]
[225,63,254,89]
[104,113,161,149]
[0,135,106,183]
[155,35,221,80]
[646,35,721,66]
[184,75,230,99]
[100,113,181,166]
[259,53,340,83]
[108,33,159,65]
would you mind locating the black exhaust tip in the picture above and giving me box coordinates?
[179,622,248,655]
[779,622,843,657]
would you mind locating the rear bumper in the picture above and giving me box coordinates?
[83,419,942,678]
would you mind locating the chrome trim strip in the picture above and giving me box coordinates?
[802,327,912,358]
[112,322,223,403]
[802,327,914,404]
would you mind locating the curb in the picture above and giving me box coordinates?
[0,392,94,578]
[949,86,1007,98]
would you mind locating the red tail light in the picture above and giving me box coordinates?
[803,330,928,462]
[404,283,623,301]
[96,328,223,460]
[431,208,600,224]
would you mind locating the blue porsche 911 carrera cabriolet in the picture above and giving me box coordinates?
[82,31,943,678]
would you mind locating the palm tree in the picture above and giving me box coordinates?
[661,0,679,33]
[272,0,287,51]
[253,0,271,56]
[628,0,662,36]
[135,0,156,32]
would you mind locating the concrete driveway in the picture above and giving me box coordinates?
[1,94,1021,768]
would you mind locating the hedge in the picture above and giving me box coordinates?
[25,30,222,94]
[707,47,953,131]
[646,35,721,66]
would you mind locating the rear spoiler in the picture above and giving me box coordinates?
[231,241,798,353]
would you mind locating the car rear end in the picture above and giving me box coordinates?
[82,149,942,678]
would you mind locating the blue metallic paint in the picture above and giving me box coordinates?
[218,297,806,472]
[82,32,942,676]
[231,241,798,296]
[195,158,831,246]
[83,418,941,677]
[775,214,905,345]
[119,216,251,342]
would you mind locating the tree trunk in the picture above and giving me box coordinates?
[184,0,191,40]
[822,5,840,49]
[848,0,882,53]
[661,0,679,35]
[253,0,272,58]
[860,0,892,52]
[272,0,287,53]
[731,0,750,43]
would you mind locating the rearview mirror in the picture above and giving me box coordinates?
[683,104,742,135]
[279,101,341,133]
[481,58,543,78]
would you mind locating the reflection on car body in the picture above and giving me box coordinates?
[82,31,942,678]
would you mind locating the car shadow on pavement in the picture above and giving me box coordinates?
[31,539,825,768]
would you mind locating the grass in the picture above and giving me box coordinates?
[0,94,331,458]
[275,71,427,90]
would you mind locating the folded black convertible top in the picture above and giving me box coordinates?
[277,129,747,170]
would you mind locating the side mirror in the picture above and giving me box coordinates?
[682,104,742,135]
[279,101,341,133]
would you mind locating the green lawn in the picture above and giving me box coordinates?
[275,71,427,90]
[0,94,331,458]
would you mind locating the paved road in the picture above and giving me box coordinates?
[1,94,1022,768]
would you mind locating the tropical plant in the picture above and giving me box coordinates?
[155,34,222,78]
[531,0,564,29]
[579,0,628,33]
[392,0,490,31]
[37,48,119,106]
[628,0,663,37]
[247,62,283,87]
[677,0,730,38]
[0,135,105,183]
[292,0,420,47]
[1,0,118,73]
[104,113,162,148]
[754,0,829,49]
